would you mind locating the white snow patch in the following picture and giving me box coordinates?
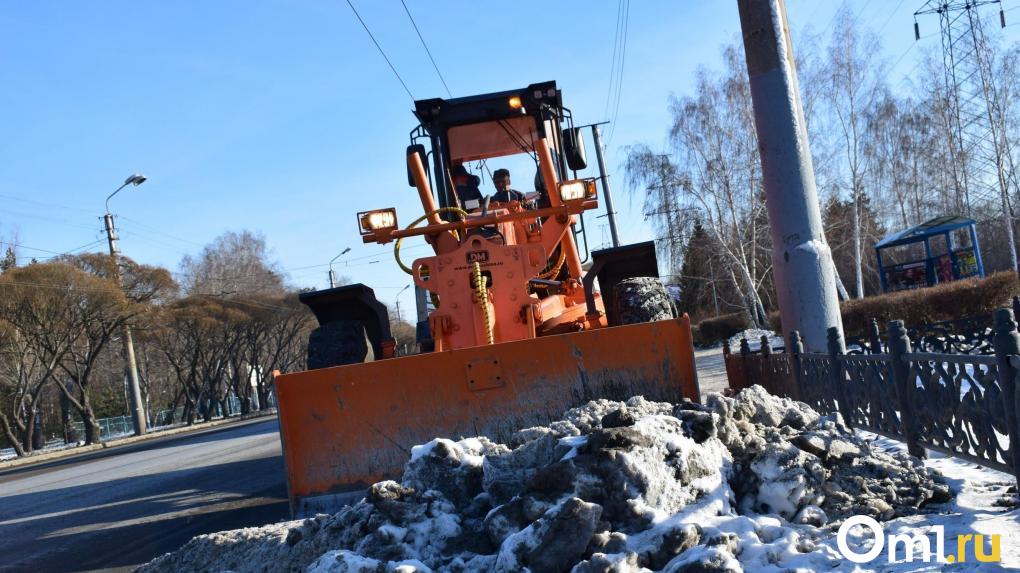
[727,328,784,352]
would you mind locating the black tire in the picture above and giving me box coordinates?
[306,320,375,369]
[613,277,676,325]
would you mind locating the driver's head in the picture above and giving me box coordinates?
[493,168,511,192]
[452,163,470,185]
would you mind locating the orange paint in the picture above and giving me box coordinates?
[276,315,700,515]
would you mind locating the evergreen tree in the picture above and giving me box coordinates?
[0,247,15,273]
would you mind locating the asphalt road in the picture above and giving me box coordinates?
[0,417,289,573]
[695,346,728,395]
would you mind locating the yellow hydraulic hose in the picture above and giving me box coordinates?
[395,207,469,274]
[473,261,494,345]
[537,246,567,280]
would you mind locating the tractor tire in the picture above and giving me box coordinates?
[306,320,375,370]
[613,277,676,325]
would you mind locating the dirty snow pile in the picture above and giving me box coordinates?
[140,386,954,573]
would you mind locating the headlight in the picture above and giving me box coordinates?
[358,208,398,234]
[558,179,597,202]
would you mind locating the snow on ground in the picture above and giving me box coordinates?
[726,330,784,352]
[139,387,1018,573]
[856,432,1019,571]
[0,439,83,462]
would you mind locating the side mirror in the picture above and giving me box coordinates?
[406,144,428,187]
[562,128,587,171]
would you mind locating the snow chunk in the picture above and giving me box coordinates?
[140,386,967,573]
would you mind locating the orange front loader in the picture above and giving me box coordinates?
[276,82,700,516]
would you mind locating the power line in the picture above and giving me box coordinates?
[344,0,415,101]
[0,274,304,314]
[168,243,431,285]
[855,0,876,21]
[0,207,101,232]
[118,216,205,248]
[0,192,93,215]
[399,0,452,97]
[603,0,625,120]
[606,0,631,145]
[876,0,908,34]
[819,0,847,37]
[0,239,103,259]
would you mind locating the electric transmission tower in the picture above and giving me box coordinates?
[915,0,1018,271]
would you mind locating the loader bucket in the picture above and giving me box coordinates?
[275,315,700,516]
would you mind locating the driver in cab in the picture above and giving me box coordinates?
[491,168,530,207]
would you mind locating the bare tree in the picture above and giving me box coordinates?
[179,230,285,297]
[0,320,41,455]
[625,45,769,326]
[822,5,885,299]
[0,263,102,451]
[233,295,313,412]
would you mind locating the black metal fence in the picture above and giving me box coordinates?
[843,296,1020,356]
[724,307,1020,484]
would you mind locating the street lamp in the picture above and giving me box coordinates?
[394,284,410,323]
[103,173,148,437]
[328,247,351,288]
[106,173,147,213]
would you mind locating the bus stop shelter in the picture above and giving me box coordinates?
[876,215,984,292]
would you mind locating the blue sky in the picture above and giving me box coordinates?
[2,0,1016,315]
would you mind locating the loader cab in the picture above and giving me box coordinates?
[408,81,587,217]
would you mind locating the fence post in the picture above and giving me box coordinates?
[827,327,853,424]
[740,338,753,390]
[888,320,925,459]
[867,318,882,354]
[759,335,774,394]
[992,308,1020,484]
[722,339,737,393]
[789,330,804,402]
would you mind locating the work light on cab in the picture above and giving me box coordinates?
[558,178,598,202]
[358,208,397,235]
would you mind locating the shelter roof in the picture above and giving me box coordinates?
[875,215,976,249]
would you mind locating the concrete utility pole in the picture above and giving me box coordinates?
[104,173,148,436]
[736,0,844,352]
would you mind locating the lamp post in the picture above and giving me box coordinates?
[328,247,351,288]
[394,284,410,323]
[104,173,148,436]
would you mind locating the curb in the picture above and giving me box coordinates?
[0,409,277,471]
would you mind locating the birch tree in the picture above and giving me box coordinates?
[625,45,769,326]
[823,5,885,299]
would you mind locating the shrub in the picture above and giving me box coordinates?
[694,312,751,346]
[840,271,1019,337]
[770,272,1019,338]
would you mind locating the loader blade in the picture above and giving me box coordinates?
[275,316,699,516]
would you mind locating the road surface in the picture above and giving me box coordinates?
[0,417,288,573]
[695,346,728,395]
[0,354,730,573]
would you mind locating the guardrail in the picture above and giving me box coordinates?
[70,395,255,441]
